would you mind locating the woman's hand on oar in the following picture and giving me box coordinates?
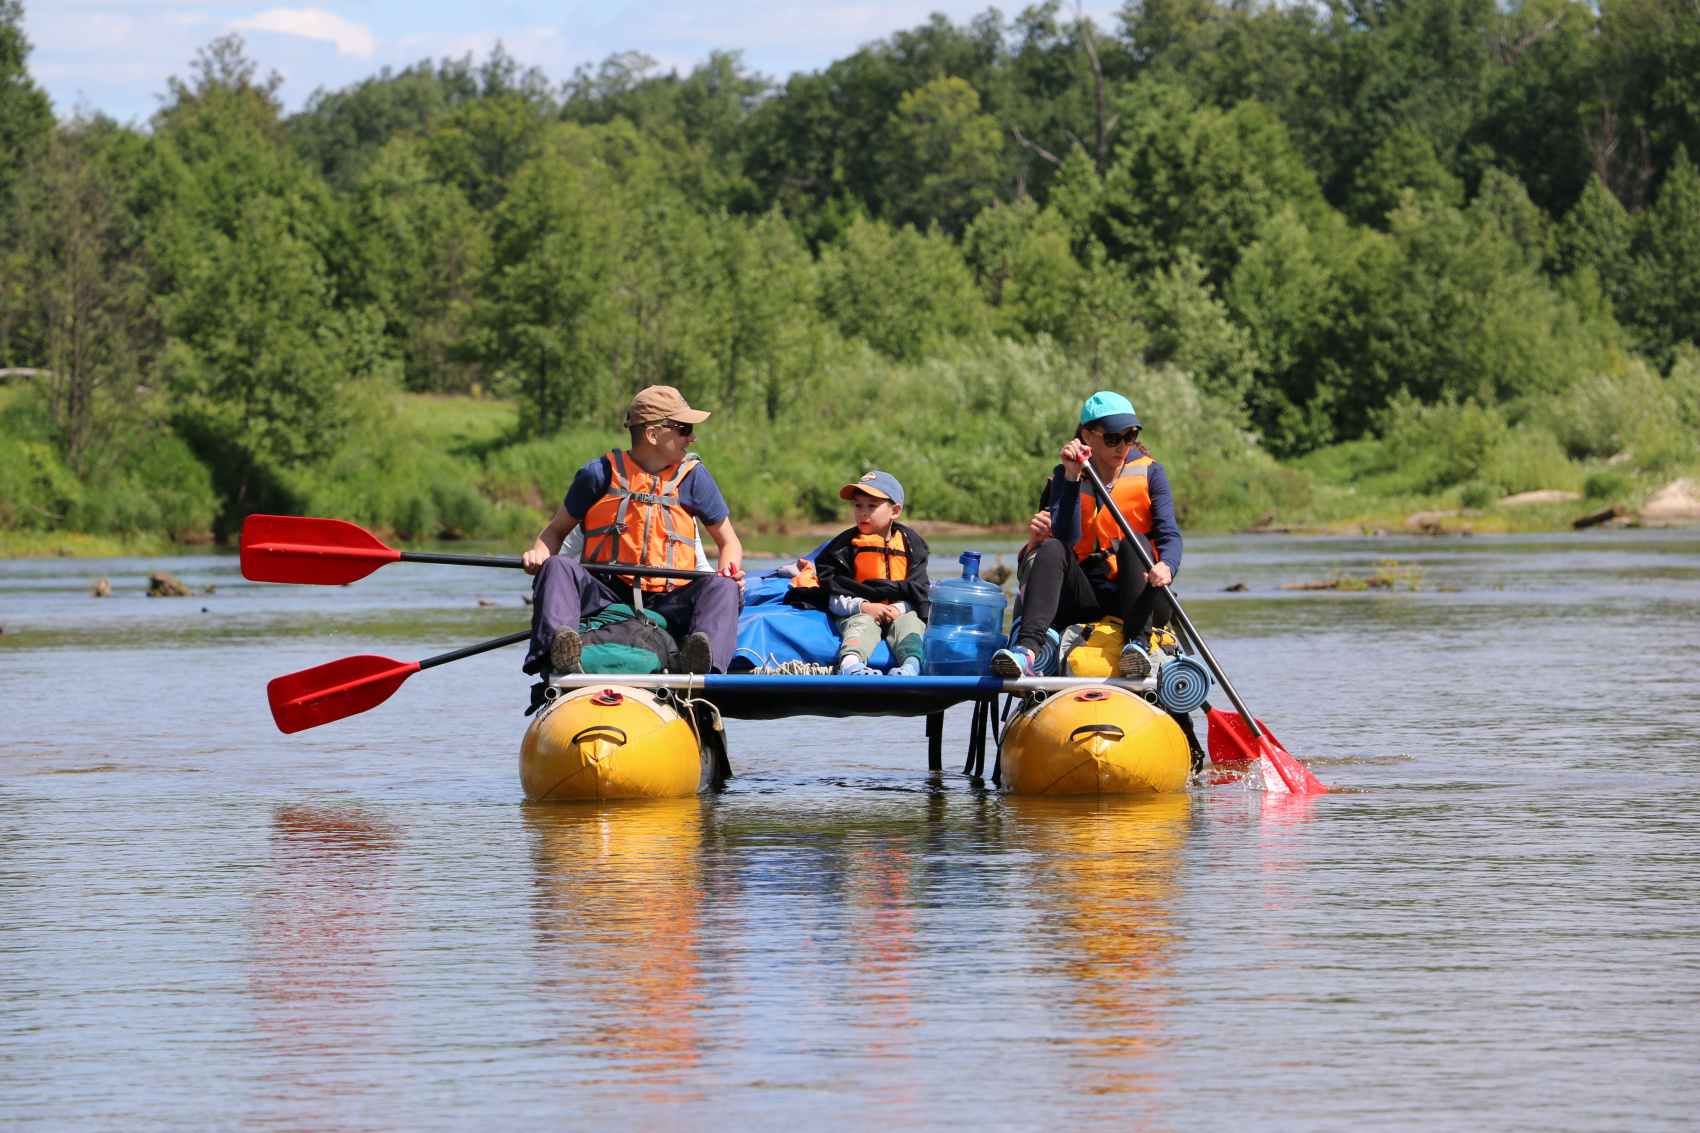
[268,629,531,734]
[240,514,716,586]
[1075,462,1325,794]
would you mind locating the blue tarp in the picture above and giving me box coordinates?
[734,546,894,669]
[734,605,893,671]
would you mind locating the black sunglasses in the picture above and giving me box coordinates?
[651,420,695,437]
[1093,427,1139,447]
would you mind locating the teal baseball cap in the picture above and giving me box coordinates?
[1080,391,1141,432]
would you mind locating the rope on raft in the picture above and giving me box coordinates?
[730,648,838,676]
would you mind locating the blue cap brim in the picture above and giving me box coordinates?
[1086,412,1141,432]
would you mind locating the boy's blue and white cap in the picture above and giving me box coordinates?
[840,470,905,507]
[1080,391,1141,432]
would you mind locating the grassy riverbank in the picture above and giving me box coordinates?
[9,344,1696,560]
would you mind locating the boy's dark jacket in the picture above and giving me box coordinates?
[783,522,931,619]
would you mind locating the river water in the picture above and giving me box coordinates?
[2,531,1696,1130]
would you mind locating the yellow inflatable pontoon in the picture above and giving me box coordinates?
[520,684,723,801]
[998,686,1191,796]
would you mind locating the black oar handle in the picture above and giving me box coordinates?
[1078,461,1264,739]
[419,629,531,670]
[398,551,715,581]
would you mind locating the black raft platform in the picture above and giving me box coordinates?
[544,673,1161,778]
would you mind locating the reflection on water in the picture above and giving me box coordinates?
[1004,796,1188,1105]
[525,800,707,1087]
[3,531,1698,1129]
[246,806,403,1126]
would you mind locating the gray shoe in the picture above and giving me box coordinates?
[681,632,713,674]
[1119,642,1153,680]
[549,627,583,675]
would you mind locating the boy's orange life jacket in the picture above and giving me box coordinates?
[1071,456,1155,581]
[850,531,909,582]
[581,450,701,592]
[787,530,910,588]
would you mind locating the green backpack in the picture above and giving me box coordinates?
[579,604,680,674]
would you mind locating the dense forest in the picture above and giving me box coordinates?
[2,0,1698,549]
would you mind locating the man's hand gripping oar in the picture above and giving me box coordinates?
[1076,461,1325,794]
[238,514,716,586]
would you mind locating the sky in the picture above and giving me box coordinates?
[25,1,1125,125]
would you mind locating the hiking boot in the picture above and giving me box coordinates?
[681,632,714,674]
[1119,642,1153,680]
[990,646,1038,678]
[549,627,583,675]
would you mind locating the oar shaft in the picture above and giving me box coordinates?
[419,629,532,670]
[397,550,714,582]
[1078,461,1265,739]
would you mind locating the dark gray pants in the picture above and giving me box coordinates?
[526,556,741,674]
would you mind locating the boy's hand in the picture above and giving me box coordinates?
[1060,439,1091,480]
[861,601,898,626]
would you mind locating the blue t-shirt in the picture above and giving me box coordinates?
[564,453,729,526]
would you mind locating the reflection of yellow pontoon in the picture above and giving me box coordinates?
[528,674,1189,800]
[524,799,707,1078]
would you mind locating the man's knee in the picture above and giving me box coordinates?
[695,574,738,606]
[536,555,588,585]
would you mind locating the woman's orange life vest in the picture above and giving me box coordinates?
[581,450,701,592]
[1071,456,1154,580]
[850,531,909,582]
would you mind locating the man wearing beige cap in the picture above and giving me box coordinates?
[521,385,744,675]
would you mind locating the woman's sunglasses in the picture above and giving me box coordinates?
[1093,427,1139,447]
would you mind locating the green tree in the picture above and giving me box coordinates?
[1626,146,1700,365]
[1091,84,1326,284]
[1346,124,1464,227]
[350,137,488,392]
[1553,175,1633,300]
[817,218,987,360]
[474,148,616,434]
[0,0,51,203]
[882,77,1006,234]
[5,121,157,477]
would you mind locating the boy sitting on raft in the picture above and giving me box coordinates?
[784,471,930,675]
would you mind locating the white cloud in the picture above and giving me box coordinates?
[233,7,377,58]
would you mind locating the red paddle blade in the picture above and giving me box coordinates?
[240,515,400,586]
[1205,706,1326,794]
[268,654,422,734]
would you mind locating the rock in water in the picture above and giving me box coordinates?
[147,572,193,598]
[92,578,111,598]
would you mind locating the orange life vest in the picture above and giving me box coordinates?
[789,561,820,589]
[581,450,701,592]
[850,531,909,582]
[1070,456,1155,581]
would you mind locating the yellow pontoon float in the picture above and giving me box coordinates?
[528,673,1190,800]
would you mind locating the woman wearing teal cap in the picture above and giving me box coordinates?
[992,391,1183,681]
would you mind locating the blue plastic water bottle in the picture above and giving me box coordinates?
[922,552,1009,675]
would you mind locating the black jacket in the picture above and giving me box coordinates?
[783,522,931,619]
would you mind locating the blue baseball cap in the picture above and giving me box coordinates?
[841,470,905,507]
[1079,391,1141,433]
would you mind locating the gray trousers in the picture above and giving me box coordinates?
[835,608,926,666]
[526,556,741,674]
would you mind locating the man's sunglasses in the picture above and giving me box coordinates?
[651,420,695,437]
[1093,427,1140,447]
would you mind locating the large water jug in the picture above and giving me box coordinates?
[922,551,1009,675]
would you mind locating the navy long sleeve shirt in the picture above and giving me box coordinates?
[1046,459,1183,589]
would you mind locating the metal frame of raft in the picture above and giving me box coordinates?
[545,673,1161,779]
